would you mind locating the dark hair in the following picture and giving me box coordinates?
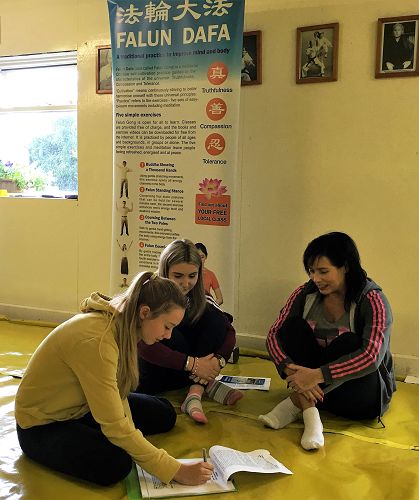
[195,242,208,257]
[158,239,206,324]
[303,232,367,309]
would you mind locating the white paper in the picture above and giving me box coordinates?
[209,446,293,484]
[404,375,419,384]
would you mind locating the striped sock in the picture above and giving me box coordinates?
[205,380,243,405]
[181,387,208,424]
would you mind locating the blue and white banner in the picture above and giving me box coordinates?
[108,0,244,311]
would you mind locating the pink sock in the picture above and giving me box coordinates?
[181,388,208,424]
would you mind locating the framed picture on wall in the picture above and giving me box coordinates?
[96,45,112,94]
[296,23,339,84]
[375,15,419,78]
[241,31,262,85]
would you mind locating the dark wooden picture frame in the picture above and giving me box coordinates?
[241,31,262,85]
[375,15,419,79]
[296,23,339,84]
[96,45,112,94]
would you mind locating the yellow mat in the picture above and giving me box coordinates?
[1,319,418,500]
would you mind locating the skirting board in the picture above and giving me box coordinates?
[0,303,75,325]
[1,303,418,378]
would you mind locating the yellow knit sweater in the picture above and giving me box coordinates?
[15,293,180,484]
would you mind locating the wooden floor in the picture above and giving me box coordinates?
[1,318,418,500]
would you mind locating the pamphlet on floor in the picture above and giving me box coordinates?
[215,374,271,390]
[129,446,292,499]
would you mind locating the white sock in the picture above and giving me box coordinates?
[301,407,324,450]
[258,397,301,430]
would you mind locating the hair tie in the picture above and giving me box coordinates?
[143,271,158,286]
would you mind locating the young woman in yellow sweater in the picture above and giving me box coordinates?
[15,271,213,486]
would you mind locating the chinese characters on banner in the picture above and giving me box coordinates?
[108,0,244,311]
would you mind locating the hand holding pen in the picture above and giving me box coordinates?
[172,448,213,485]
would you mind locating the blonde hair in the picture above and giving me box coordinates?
[109,271,186,398]
[158,239,206,324]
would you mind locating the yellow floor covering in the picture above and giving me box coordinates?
[0,318,418,500]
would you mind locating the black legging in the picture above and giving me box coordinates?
[277,317,381,419]
[16,392,176,486]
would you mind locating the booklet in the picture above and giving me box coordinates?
[215,374,271,391]
[132,446,292,499]
[135,458,235,499]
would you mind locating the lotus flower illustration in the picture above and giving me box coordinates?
[198,178,227,200]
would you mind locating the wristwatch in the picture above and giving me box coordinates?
[215,354,226,369]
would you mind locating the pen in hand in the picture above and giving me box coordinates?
[201,447,213,483]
